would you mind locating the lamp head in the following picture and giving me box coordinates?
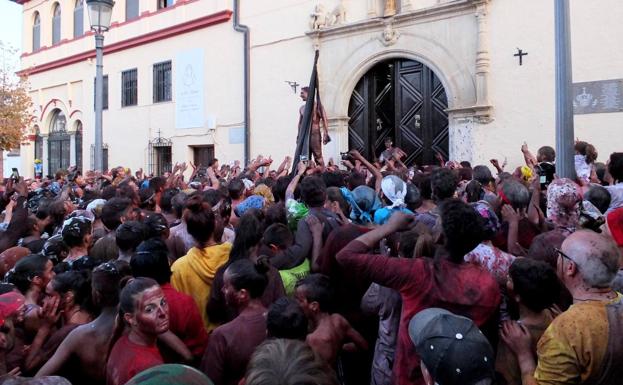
[86,0,115,32]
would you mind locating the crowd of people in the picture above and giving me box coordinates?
[0,139,621,385]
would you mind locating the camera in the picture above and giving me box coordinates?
[534,162,555,189]
[340,152,352,161]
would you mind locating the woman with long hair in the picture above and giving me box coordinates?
[170,195,232,331]
[106,277,168,385]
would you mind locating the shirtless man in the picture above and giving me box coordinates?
[294,274,368,365]
[36,261,124,385]
[299,87,330,167]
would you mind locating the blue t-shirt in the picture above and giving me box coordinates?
[373,206,414,225]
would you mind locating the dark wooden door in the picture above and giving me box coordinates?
[48,133,70,173]
[348,59,449,165]
[193,146,214,168]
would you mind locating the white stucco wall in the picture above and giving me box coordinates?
[17,0,623,177]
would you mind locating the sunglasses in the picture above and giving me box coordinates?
[554,248,576,264]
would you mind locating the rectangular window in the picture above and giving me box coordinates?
[126,0,139,21]
[121,69,138,107]
[93,75,109,110]
[157,0,175,9]
[153,61,172,103]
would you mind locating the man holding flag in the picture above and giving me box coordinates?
[293,51,330,170]
[298,86,330,167]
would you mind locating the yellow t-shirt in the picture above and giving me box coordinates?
[171,243,232,331]
[534,293,623,385]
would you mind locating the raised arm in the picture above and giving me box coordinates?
[521,142,538,168]
[349,150,383,194]
[336,213,419,290]
[285,162,307,201]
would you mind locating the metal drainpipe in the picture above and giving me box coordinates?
[233,0,250,165]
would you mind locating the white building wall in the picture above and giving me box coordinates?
[17,0,623,177]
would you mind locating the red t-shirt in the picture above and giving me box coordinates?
[161,283,209,358]
[106,334,164,385]
[336,240,501,385]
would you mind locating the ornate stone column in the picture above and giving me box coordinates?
[474,0,491,107]
[326,116,350,161]
[69,132,76,166]
[42,134,49,176]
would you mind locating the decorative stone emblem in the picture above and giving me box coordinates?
[310,2,347,30]
[380,23,400,46]
[310,4,328,30]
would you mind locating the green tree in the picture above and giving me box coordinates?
[0,42,32,151]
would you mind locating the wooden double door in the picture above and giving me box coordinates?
[348,59,449,165]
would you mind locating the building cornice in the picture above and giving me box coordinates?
[17,10,232,76]
[306,0,476,40]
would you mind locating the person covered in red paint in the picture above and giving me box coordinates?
[106,277,183,385]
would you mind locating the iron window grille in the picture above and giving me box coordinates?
[148,136,173,176]
[153,61,172,103]
[121,69,138,107]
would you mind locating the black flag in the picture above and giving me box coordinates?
[292,50,320,174]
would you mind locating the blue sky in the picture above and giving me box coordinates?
[1,1,23,61]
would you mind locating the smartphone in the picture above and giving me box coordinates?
[10,168,19,182]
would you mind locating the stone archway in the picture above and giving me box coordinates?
[348,58,449,165]
[316,27,479,162]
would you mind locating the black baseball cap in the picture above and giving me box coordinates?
[409,308,495,385]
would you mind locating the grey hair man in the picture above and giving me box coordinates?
[501,230,623,385]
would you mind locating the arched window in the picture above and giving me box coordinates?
[52,3,61,45]
[51,110,67,133]
[126,0,139,21]
[74,0,84,38]
[32,12,41,51]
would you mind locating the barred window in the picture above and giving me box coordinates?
[153,61,172,103]
[93,75,109,110]
[121,69,138,107]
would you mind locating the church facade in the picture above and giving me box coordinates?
[15,0,623,177]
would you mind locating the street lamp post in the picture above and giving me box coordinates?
[86,0,115,172]
[554,0,575,179]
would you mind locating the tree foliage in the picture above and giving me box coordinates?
[0,42,33,151]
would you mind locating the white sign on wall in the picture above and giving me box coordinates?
[175,48,205,129]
